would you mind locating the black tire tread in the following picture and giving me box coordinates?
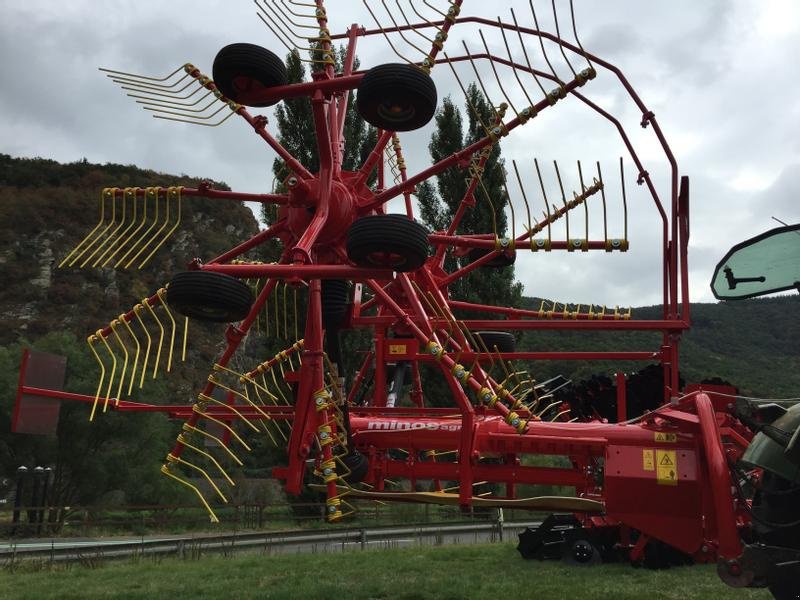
[356,63,437,131]
[322,279,349,329]
[347,214,429,272]
[473,331,516,353]
[166,271,253,323]
[212,43,287,107]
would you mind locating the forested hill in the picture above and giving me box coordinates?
[0,154,264,506]
[518,295,799,398]
[0,154,260,346]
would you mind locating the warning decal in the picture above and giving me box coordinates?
[656,449,678,485]
[654,432,677,443]
[642,449,654,471]
[389,344,407,355]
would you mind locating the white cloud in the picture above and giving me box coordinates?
[1,0,798,308]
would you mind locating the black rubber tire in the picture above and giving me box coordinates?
[212,43,287,107]
[474,331,516,353]
[356,63,437,131]
[346,214,429,272]
[468,247,517,268]
[322,280,349,330]
[166,271,253,323]
[341,450,369,484]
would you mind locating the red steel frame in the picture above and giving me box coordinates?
[15,0,761,579]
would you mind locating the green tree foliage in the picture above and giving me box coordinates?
[0,332,183,510]
[416,85,523,311]
[0,155,263,509]
[516,294,800,398]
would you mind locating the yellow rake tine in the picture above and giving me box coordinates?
[156,288,177,372]
[177,434,236,486]
[100,187,140,267]
[133,305,152,389]
[167,453,227,501]
[118,315,141,396]
[97,331,117,412]
[242,387,279,445]
[193,406,252,451]
[182,423,243,465]
[79,188,124,268]
[198,392,260,433]
[137,187,181,269]
[143,296,165,378]
[91,187,133,267]
[109,320,129,405]
[161,465,219,523]
[59,188,109,268]
[181,316,189,362]
[123,188,161,269]
[268,369,288,404]
[115,187,153,267]
[87,335,106,422]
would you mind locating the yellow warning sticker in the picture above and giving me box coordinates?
[642,449,654,471]
[656,449,678,485]
[655,432,677,443]
[389,344,407,355]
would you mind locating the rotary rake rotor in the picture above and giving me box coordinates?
[15,1,800,596]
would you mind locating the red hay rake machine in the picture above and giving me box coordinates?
[13,1,800,596]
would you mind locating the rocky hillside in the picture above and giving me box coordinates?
[0,154,260,344]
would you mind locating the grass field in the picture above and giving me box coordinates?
[0,542,771,600]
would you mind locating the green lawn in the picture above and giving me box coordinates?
[0,542,771,600]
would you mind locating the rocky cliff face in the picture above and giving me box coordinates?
[0,155,260,346]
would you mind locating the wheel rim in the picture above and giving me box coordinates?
[232,75,266,94]
[572,540,595,563]
[366,251,408,268]
[377,100,416,125]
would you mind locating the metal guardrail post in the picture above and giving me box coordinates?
[12,466,27,528]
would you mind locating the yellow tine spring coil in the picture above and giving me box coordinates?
[87,335,106,422]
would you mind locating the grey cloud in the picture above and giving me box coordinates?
[2,1,799,309]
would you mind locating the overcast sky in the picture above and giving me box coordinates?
[1,1,798,307]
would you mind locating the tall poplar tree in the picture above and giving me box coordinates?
[416,84,522,311]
